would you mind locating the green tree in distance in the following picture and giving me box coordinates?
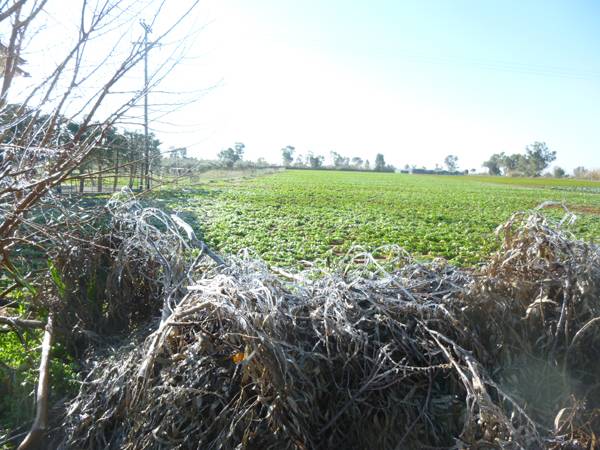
[444,155,458,171]
[524,141,556,176]
[281,145,295,166]
[307,152,324,168]
[553,166,565,178]
[218,142,245,168]
[483,142,556,177]
[374,153,386,171]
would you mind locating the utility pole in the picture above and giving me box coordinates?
[141,20,151,190]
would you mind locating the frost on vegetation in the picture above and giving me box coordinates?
[59,208,600,449]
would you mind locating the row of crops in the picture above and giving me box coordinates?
[166,170,600,267]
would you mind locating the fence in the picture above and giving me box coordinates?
[58,167,284,194]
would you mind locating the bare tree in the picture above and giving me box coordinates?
[0,0,201,446]
[1,0,201,260]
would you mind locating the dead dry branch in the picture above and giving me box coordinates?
[17,313,53,450]
[57,210,600,449]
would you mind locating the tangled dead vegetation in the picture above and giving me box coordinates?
[39,189,223,351]
[58,210,600,449]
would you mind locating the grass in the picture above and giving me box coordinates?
[0,325,78,437]
[163,170,600,267]
[468,174,600,188]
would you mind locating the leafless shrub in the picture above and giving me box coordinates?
[43,189,218,349]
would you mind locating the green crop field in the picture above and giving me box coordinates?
[164,170,600,267]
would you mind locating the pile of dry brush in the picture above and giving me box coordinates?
[54,207,599,450]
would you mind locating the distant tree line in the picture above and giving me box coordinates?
[397,155,467,176]
[482,142,556,177]
[216,144,477,177]
[572,166,600,181]
[280,146,395,172]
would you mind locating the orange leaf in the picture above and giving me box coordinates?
[232,352,245,364]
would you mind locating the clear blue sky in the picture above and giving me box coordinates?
[167,0,599,172]
[16,1,600,172]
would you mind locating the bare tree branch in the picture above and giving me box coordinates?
[0,0,27,23]
[0,315,45,329]
[17,313,53,450]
